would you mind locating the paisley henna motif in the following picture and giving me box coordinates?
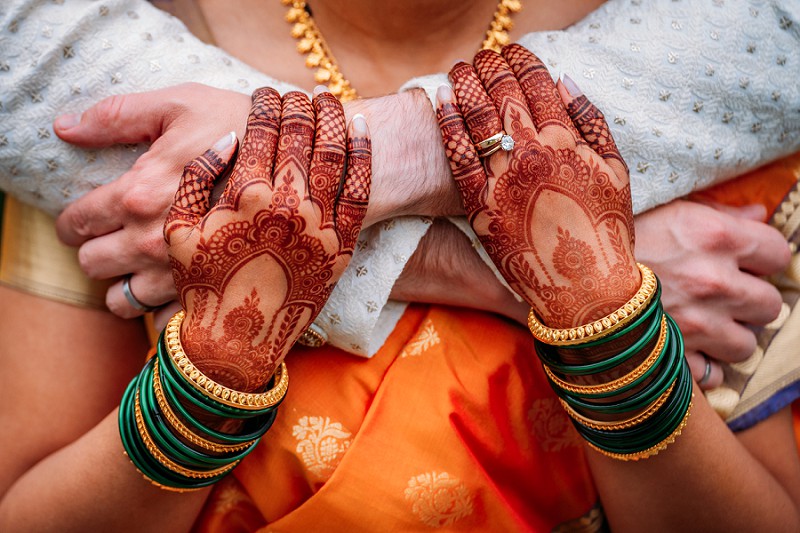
[440,49,638,329]
[165,90,371,392]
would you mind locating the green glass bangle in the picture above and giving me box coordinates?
[119,369,222,490]
[157,334,256,419]
[537,302,663,376]
[578,358,690,443]
[139,361,257,468]
[558,315,683,415]
[159,356,277,444]
[137,361,218,468]
[157,332,282,419]
[547,320,670,399]
[577,360,692,454]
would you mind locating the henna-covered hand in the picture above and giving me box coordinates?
[165,88,371,392]
[437,45,638,329]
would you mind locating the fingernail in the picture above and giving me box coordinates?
[313,85,331,96]
[451,58,467,68]
[55,113,81,130]
[436,84,454,104]
[213,131,236,151]
[561,74,583,96]
[352,113,368,135]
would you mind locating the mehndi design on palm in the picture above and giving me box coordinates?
[165,88,370,392]
[438,45,638,329]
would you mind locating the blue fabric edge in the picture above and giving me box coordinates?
[728,381,800,432]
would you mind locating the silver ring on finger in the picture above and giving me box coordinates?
[700,356,713,386]
[122,274,157,313]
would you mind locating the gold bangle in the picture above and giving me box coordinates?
[528,263,658,346]
[165,310,289,411]
[133,389,239,479]
[544,315,668,396]
[296,322,328,348]
[152,359,257,454]
[585,395,694,461]
[559,380,676,431]
[122,450,202,493]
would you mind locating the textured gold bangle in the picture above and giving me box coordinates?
[165,310,289,411]
[122,450,202,493]
[585,395,694,461]
[133,389,239,479]
[152,359,257,454]
[528,263,658,346]
[296,322,328,348]
[544,315,668,396]
[559,380,676,431]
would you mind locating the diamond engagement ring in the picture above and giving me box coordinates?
[476,131,515,158]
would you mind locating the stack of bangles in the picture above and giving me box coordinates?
[529,263,694,461]
[119,310,288,491]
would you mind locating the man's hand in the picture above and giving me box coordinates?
[54,83,253,318]
[635,200,790,389]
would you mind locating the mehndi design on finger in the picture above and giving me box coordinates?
[436,90,487,220]
[451,61,504,147]
[566,94,629,177]
[164,147,233,244]
[335,121,371,254]
[309,92,347,229]
[218,88,282,207]
[502,44,579,137]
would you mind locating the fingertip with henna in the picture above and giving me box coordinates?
[560,74,583,97]
[212,131,237,158]
[436,84,455,106]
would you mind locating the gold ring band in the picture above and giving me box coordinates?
[475,131,515,158]
[475,132,504,150]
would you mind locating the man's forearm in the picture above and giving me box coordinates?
[346,89,461,226]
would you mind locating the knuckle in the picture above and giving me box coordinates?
[135,231,169,262]
[121,182,164,219]
[687,270,728,300]
[673,313,706,338]
[61,205,93,241]
[694,216,734,251]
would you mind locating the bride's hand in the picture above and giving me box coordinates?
[437,45,637,329]
[166,88,370,392]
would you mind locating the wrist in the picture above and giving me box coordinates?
[345,90,461,226]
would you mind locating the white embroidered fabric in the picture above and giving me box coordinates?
[1,0,798,356]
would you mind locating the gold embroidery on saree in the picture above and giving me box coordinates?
[404,471,473,527]
[292,416,352,480]
[400,318,441,358]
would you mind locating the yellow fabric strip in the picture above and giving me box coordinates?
[0,196,111,308]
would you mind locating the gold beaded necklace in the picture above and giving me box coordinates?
[282,0,523,102]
